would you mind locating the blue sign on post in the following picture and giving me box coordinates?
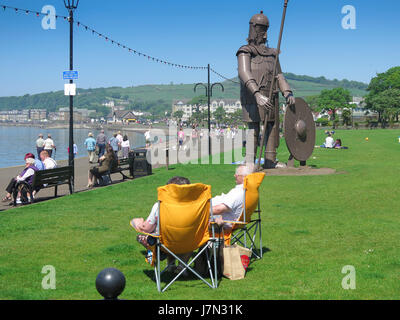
[63,71,78,80]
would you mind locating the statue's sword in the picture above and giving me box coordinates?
[256,0,289,171]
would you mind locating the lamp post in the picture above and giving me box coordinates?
[194,64,224,157]
[64,0,79,190]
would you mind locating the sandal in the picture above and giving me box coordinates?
[2,196,11,203]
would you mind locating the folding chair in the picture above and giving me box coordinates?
[132,183,219,292]
[218,172,265,259]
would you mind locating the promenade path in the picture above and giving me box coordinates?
[0,137,244,212]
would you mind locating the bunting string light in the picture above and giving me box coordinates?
[1,3,239,81]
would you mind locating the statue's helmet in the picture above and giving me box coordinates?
[248,11,269,44]
[249,11,269,29]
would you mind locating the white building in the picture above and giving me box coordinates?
[172,98,242,121]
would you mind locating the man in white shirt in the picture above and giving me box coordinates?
[40,150,57,169]
[43,134,56,158]
[213,164,254,228]
[324,133,335,148]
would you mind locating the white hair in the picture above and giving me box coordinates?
[26,158,35,165]
[236,163,254,177]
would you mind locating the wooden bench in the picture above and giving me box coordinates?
[104,157,133,184]
[13,166,73,206]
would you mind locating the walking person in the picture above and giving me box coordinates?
[84,133,97,163]
[36,134,45,159]
[96,130,107,159]
[109,133,120,158]
[43,134,56,158]
[121,135,130,159]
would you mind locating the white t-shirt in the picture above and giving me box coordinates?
[44,138,54,150]
[144,131,151,141]
[325,136,334,148]
[212,184,245,226]
[121,140,130,148]
[145,202,160,233]
[43,157,57,169]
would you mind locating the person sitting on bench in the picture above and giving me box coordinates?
[87,144,117,188]
[2,155,38,204]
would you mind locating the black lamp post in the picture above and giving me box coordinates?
[194,64,224,157]
[64,0,79,190]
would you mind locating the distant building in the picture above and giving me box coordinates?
[106,110,143,123]
[172,98,242,121]
[29,109,47,121]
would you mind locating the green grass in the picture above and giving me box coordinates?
[1,129,399,299]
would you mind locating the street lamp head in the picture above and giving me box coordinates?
[64,0,80,10]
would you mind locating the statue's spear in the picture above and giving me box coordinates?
[256,0,289,171]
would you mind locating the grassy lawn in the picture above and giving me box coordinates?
[0,128,399,300]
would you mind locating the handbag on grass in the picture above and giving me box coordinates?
[222,244,252,280]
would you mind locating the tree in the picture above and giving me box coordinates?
[365,67,400,123]
[188,95,208,106]
[317,87,352,129]
[341,108,352,127]
[213,106,226,126]
[173,110,184,121]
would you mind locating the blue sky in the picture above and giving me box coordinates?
[0,0,399,96]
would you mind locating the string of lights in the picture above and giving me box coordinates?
[1,3,239,82]
[210,67,240,85]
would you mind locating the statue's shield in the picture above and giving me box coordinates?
[284,97,316,162]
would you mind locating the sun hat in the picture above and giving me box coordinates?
[24,153,35,160]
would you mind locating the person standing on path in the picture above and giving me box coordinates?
[96,130,107,159]
[36,134,45,159]
[43,134,56,158]
[109,133,120,158]
[84,133,97,163]
[121,135,130,159]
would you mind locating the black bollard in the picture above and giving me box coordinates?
[96,268,126,300]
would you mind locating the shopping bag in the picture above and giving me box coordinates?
[222,244,252,280]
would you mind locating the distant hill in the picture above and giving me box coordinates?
[0,73,368,117]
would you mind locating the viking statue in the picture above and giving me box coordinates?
[237,11,295,168]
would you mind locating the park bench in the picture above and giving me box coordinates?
[103,157,133,184]
[13,166,73,206]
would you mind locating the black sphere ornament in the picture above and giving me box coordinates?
[96,268,126,300]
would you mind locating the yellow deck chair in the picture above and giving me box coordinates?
[218,172,265,259]
[133,183,219,292]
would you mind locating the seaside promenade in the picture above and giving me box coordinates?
[0,136,245,212]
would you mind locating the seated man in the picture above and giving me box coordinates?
[320,133,334,148]
[40,150,57,169]
[131,176,193,275]
[212,164,254,230]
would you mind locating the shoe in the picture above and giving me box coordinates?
[165,263,177,273]
[15,198,22,205]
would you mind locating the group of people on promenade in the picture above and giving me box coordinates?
[85,130,131,164]
[2,149,57,205]
[86,130,131,188]
[35,133,56,158]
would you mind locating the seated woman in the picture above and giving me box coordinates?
[334,138,349,149]
[2,155,39,204]
[87,144,117,188]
